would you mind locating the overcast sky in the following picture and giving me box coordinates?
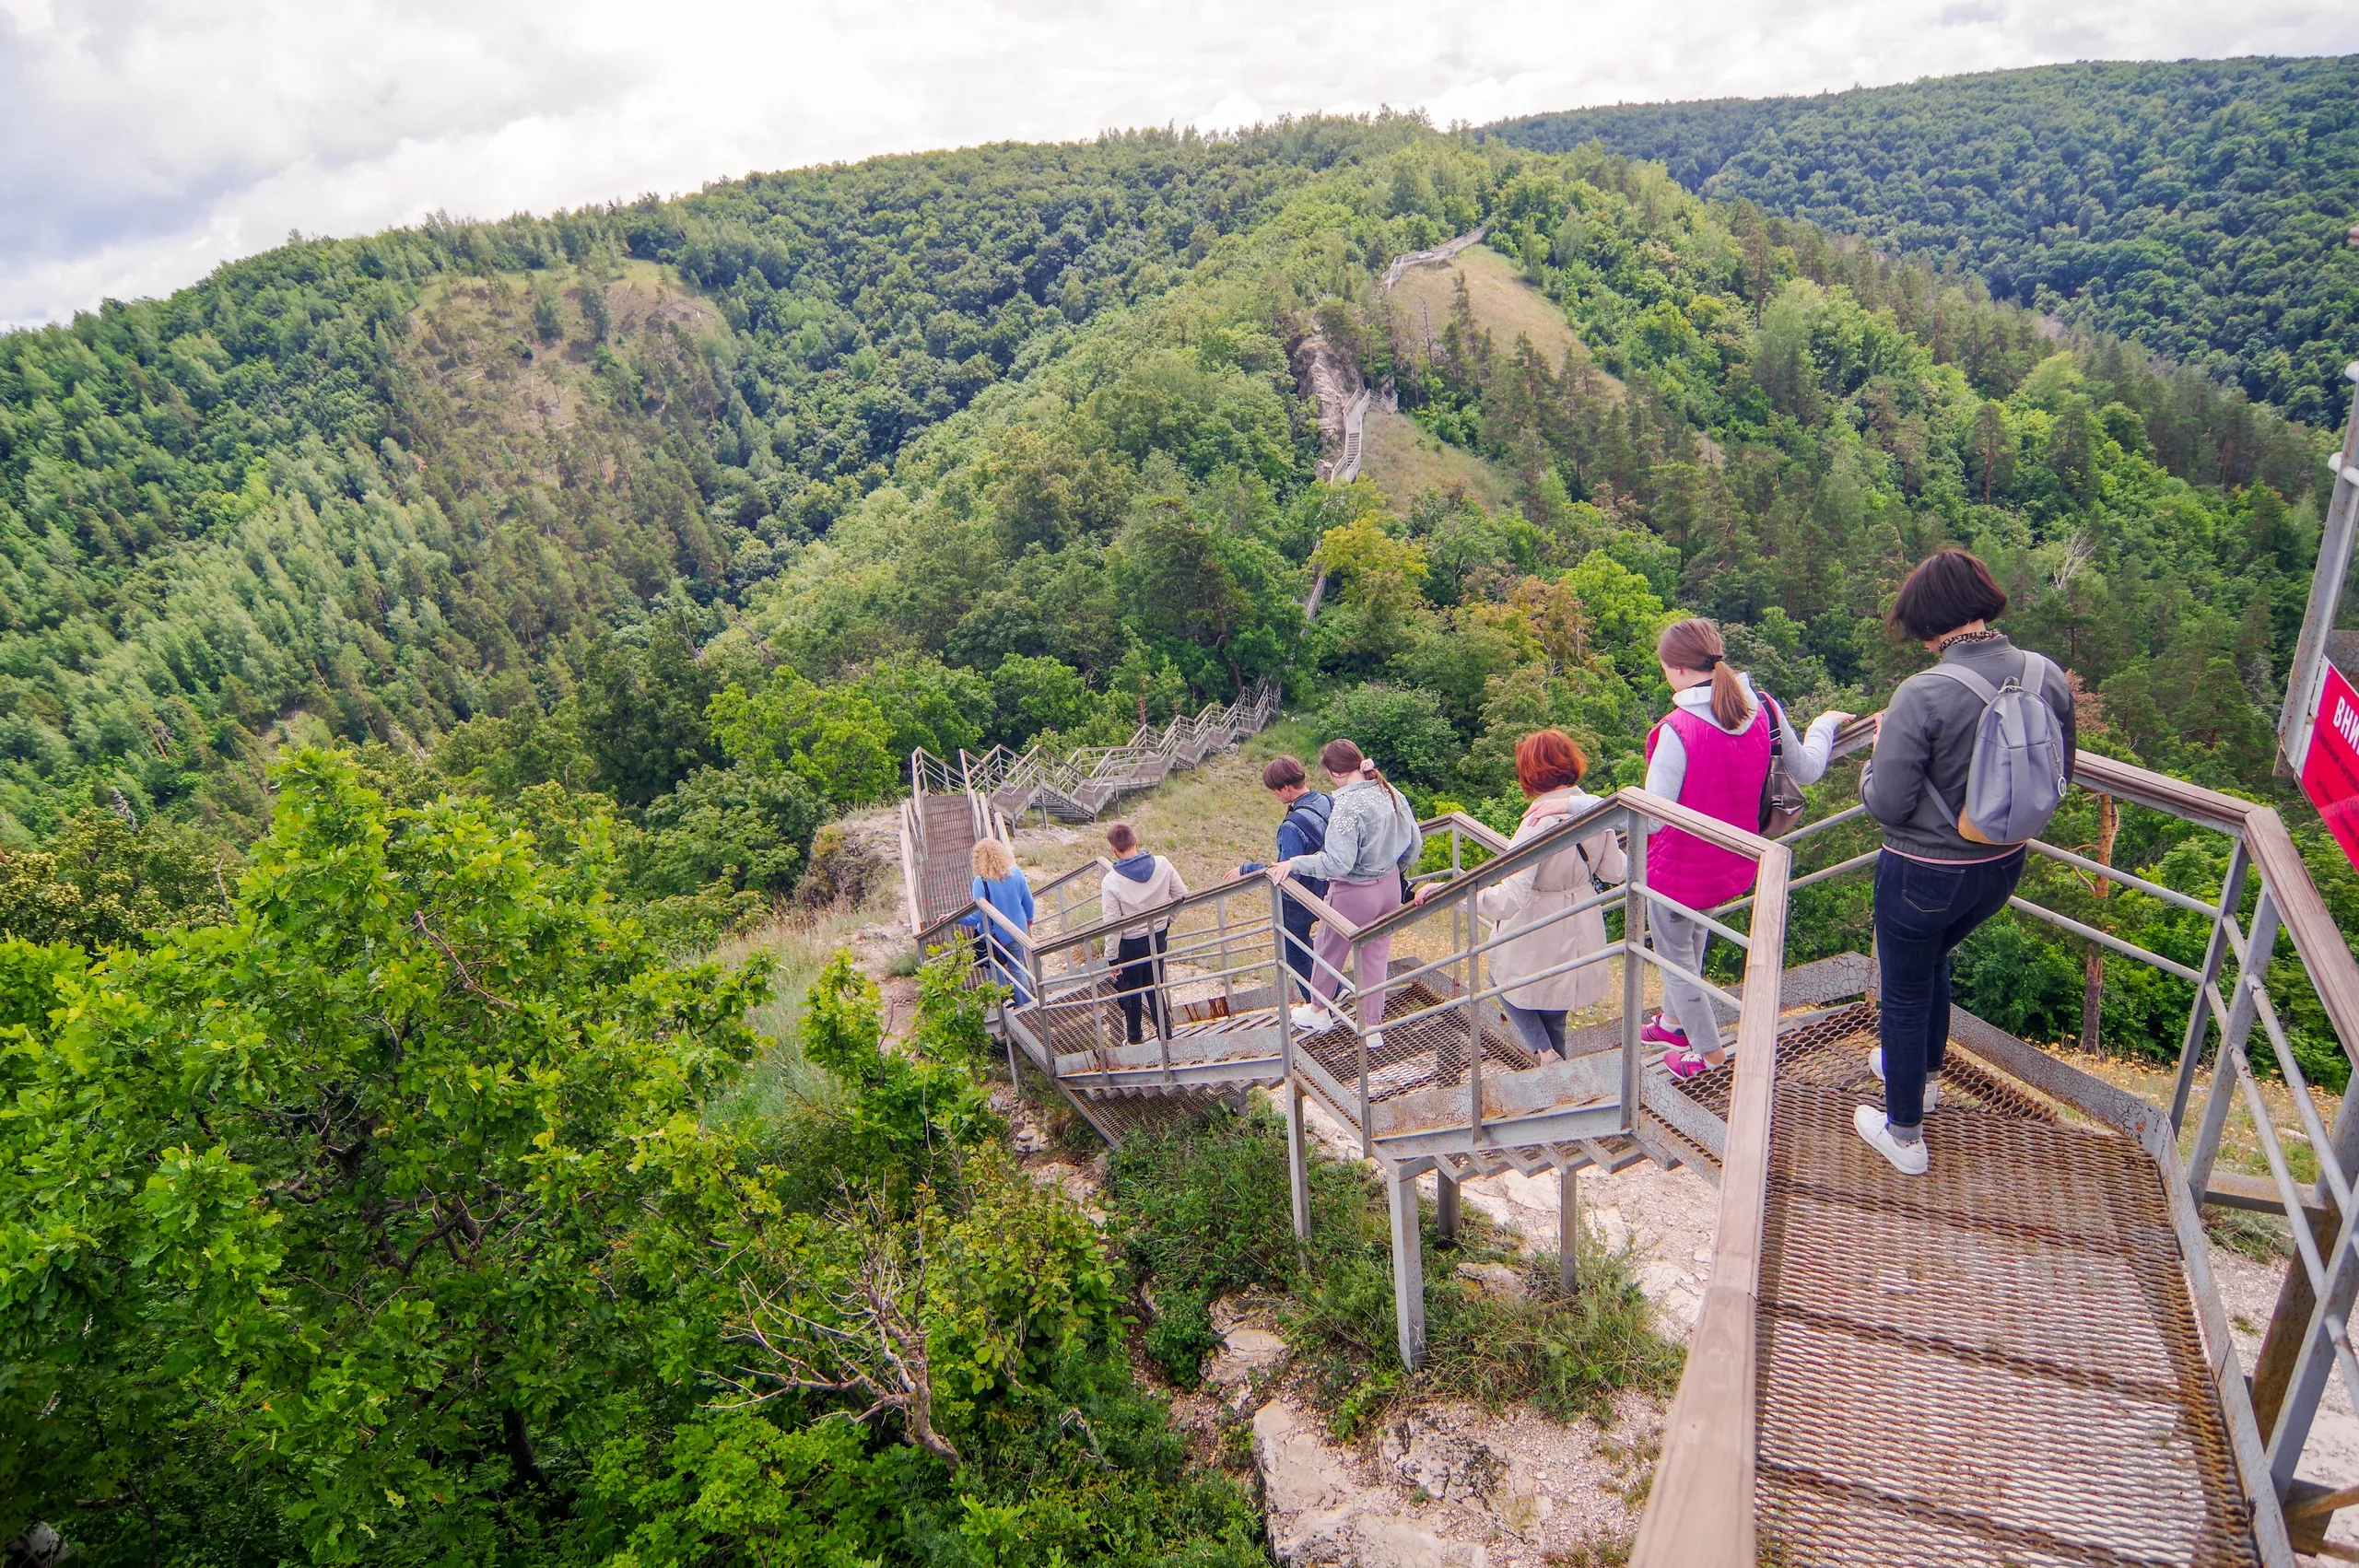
[4,0,2355,328]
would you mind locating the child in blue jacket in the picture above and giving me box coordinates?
[960,837,1036,1005]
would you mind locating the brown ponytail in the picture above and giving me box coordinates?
[1320,736,1410,821]
[1657,616,1755,731]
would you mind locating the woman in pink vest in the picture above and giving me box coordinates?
[1642,618,1848,1079]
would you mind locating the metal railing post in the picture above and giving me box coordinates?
[2172,837,2253,1130]
[1622,818,1648,1132]
[1354,935,1372,1159]
[1216,895,1236,1014]
[1152,921,1173,1083]
[1464,898,1485,1143]
[1270,878,1311,1245]
[2188,887,2284,1198]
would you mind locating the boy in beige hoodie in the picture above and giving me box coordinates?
[1100,822,1188,1043]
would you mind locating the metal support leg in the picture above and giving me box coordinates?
[1286,1082,1311,1246]
[1559,1162,1580,1295]
[2269,1193,2359,1493]
[2253,1202,2340,1439]
[1436,1170,1460,1246]
[1389,1167,1426,1371]
[1273,880,1310,1248]
[2262,1047,2359,1443]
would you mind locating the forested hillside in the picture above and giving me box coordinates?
[5,111,2359,1563]
[1485,56,2359,424]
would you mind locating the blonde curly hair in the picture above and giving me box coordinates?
[971,838,1016,881]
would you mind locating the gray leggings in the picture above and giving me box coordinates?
[1651,906,1730,1050]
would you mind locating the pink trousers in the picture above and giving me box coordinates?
[1311,874,1403,1030]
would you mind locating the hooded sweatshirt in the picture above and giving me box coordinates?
[1100,851,1188,958]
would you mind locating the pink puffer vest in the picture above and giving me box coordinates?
[1644,705,1773,907]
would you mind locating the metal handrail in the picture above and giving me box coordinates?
[1618,804,1793,1567]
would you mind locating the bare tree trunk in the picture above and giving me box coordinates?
[2079,792,2119,1054]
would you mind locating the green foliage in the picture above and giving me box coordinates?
[1488,57,2359,423]
[1313,683,1458,791]
[0,776,1264,1563]
[605,951,1262,1568]
[800,951,1000,1192]
[581,618,728,807]
[710,667,898,808]
[0,806,236,948]
[1109,1106,1682,1423]
[0,749,775,1560]
[623,764,823,898]
[987,653,1101,748]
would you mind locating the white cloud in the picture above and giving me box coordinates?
[4,0,2354,325]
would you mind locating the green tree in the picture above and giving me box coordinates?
[987,654,1100,748]
[580,621,724,807]
[0,751,773,1560]
[708,669,898,807]
[0,808,236,949]
[1316,684,1458,791]
[626,764,824,898]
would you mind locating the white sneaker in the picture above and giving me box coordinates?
[1854,1105,1930,1176]
[1364,1030,1385,1051]
[1868,1047,1940,1109]
[1289,1004,1326,1032]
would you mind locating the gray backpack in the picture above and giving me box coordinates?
[1926,655,2070,845]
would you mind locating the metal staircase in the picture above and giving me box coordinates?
[897,735,2359,1566]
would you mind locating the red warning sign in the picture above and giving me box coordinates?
[2303,662,2359,873]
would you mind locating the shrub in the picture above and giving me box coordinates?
[1110,1105,1684,1422]
[1315,683,1459,790]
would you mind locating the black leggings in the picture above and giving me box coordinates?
[1114,929,1170,1044]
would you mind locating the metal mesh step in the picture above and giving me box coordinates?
[1706,1004,2267,1568]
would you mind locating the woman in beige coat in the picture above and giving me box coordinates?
[1475,731,1625,1059]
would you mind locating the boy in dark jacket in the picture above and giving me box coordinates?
[1233,756,1332,1028]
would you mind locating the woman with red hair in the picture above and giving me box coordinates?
[1470,730,1626,1059]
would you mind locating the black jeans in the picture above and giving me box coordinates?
[1874,848,2025,1131]
[1114,929,1171,1044]
[1241,862,1323,1004]
[1279,897,1319,1002]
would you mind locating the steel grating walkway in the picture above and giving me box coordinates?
[912,796,980,930]
[1666,1004,2261,1568]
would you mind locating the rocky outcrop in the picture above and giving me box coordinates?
[1291,330,1360,480]
[1252,1396,1652,1568]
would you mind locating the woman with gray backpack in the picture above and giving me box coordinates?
[1856,550,2076,1175]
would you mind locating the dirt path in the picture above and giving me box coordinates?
[1297,225,1488,488]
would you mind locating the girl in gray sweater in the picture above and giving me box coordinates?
[1272,738,1423,1043]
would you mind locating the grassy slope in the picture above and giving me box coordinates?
[1363,244,1590,509]
[1390,244,1586,365]
[1356,408,1516,508]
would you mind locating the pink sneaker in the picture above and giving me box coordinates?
[1662,1047,1715,1081]
[1639,1014,1688,1048]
